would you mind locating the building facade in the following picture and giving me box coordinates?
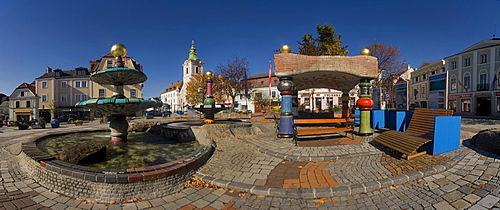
[9,82,37,122]
[297,88,343,112]
[35,67,92,120]
[0,94,10,121]
[410,60,446,108]
[445,38,500,117]
[34,53,144,120]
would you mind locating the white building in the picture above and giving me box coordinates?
[160,42,204,112]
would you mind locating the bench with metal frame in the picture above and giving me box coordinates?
[293,118,354,146]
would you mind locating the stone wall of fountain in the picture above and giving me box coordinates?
[18,129,213,203]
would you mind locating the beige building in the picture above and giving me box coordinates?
[34,53,144,120]
[410,60,445,108]
[9,82,38,122]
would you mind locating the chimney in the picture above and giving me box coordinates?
[46,67,52,73]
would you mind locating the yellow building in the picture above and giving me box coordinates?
[34,54,144,120]
[9,82,38,122]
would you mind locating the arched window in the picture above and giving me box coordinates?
[463,72,471,90]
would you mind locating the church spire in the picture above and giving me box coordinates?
[188,40,198,60]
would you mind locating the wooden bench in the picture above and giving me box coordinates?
[293,118,354,145]
[373,108,454,159]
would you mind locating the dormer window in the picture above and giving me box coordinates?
[55,71,61,77]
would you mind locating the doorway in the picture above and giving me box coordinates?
[476,97,491,116]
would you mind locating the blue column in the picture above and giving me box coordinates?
[278,77,294,138]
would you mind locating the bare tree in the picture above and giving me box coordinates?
[215,55,250,111]
[367,41,407,108]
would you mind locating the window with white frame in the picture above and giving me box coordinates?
[20,91,25,97]
[130,89,137,98]
[75,81,87,88]
[423,74,427,80]
[480,54,488,64]
[42,94,48,102]
[421,87,425,98]
[464,58,471,67]
[451,61,457,69]
[26,100,30,108]
[61,94,67,102]
[61,81,67,88]
[463,74,470,90]
[99,89,105,98]
[75,94,87,102]
[451,77,457,90]
[42,81,48,88]
[107,60,113,67]
[479,72,488,90]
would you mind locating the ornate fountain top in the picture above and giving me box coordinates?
[110,43,127,57]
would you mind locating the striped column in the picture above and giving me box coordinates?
[278,77,294,138]
[357,78,374,136]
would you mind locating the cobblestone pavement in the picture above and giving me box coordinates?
[0,117,499,209]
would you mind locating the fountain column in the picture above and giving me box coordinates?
[357,78,374,136]
[278,76,294,138]
[203,71,216,124]
[75,43,162,143]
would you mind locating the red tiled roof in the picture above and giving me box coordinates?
[16,82,36,94]
[162,81,183,93]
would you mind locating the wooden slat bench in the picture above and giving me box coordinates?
[293,118,354,146]
[373,108,454,159]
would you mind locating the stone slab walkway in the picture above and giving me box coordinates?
[0,117,499,209]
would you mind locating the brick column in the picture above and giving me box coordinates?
[278,77,294,138]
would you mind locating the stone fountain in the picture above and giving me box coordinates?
[192,71,228,123]
[75,43,162,143]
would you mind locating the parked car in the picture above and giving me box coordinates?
[57,114,80,123]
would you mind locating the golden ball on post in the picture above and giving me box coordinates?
[360,48,371,56]
[280,45,291,53]
[110,43,127,57]
[205,71,214,79]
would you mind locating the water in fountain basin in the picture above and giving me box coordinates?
[37,131,199,169]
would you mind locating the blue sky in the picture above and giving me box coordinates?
[1,0,499,99]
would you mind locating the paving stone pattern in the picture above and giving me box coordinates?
[1,119,500,209]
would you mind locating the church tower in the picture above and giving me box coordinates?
[182,40,204,84]
[179,41,204,110]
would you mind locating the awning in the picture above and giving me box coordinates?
[15,111,31,114]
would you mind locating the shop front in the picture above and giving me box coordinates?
[448,94,472,116]
[14,110,32,122]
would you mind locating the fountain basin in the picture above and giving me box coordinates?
[19,129,213,203]
[90,67,147,85]
[75,98,161,115]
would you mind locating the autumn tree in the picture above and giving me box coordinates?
[185,74,206,105]
[252,91,271,112]
[366,41,407,107]
[297,24,349,56]
[185,74,226,105]
[215,55,250,111]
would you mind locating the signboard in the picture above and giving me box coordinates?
[395,83,407,109]
[448,94,472,99]
[429,73,446,108]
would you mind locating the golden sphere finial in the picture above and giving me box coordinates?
[280,45,291,53]
[205,71,214,79]
[110,43,127,57]
[360,48,371,56]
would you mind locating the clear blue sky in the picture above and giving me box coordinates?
[1,0,499,99]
